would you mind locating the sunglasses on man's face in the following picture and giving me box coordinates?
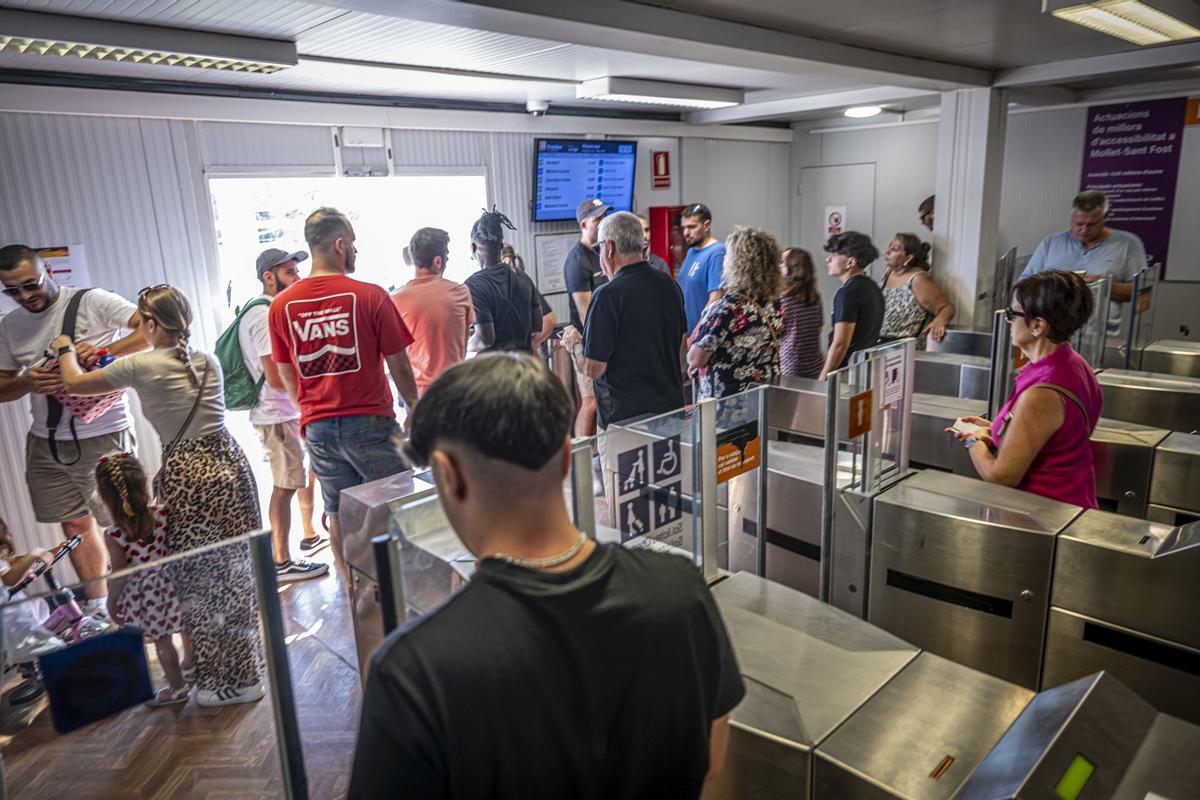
[591,239,607,255]
[2,273,46,296]
[1004,308,1029,322]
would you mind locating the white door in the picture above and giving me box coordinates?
[799,163,878,336]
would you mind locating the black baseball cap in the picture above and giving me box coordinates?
[575,198,612,225]
[256,248,308,279]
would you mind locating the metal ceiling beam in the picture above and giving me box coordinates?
[685,86,938,124]
[330,0,992,91]
[994,40,1200,87]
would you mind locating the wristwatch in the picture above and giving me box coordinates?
[56,344,73,356]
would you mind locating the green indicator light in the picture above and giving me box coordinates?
[1054,753,1096,800]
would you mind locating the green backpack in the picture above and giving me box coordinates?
[215,297,272,411]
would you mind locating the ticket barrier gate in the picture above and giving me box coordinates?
[1148,432,1200,524]
[912,352,990,400]
[957,671,1200,799]
[1139,338,1200,378]
[1096,369,1200,433]
[868,470,1082,689]
[1043,510,1200,724]
[926,328,993,358]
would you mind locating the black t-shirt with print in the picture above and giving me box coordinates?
[349,544,746,800]
[563,241,607,330]
[829,273,884,368]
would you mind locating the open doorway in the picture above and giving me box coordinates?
[208,173,489,312]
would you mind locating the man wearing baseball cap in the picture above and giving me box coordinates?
[240,248,328,582]
[561,198,610,436]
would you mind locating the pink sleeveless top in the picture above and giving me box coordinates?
[993,343,1103,508]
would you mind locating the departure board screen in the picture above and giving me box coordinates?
[533,139,637,222]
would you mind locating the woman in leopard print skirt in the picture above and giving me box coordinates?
[56,285,265,707]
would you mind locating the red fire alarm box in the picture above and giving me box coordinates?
[647,205,687,277]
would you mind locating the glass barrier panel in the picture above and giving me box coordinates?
[1132,265,1158,359]
[1072,275,1111,368]
[391,490,472,623]
[0,530,299,800]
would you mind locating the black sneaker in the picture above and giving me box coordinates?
[275,559,329,583]
[298,534,330,555]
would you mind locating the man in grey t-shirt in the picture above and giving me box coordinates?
[0,244,147,614]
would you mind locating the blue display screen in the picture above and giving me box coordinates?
[533,139,637,222]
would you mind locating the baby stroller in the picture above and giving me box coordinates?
[5,536,110,705]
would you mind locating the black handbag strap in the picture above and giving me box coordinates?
[46,288,94,466]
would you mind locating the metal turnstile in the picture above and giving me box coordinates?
[1091,418,1170,518]
[1139,338,1200,379]
[1043,510,1200,724]
[1096,369,1200,433]
[339,471,427,677]
[727,441,826,595]
[1148,432,1200,524]
[913,352,990,400]
[926,329,993,358]
[703,572,919,800]
[909,393,987,475]
[868,470,1083,689]
[956,671,1200,800]
[812,652,1033,798]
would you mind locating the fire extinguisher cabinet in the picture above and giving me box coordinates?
[647,205,688,277]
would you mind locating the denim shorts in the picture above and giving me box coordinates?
[304,415,407,514]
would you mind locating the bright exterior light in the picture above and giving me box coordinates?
[844,106,883,118]
[577,77,743,110]
[1046,0,1200,45]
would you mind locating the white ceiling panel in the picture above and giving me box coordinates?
[0,0,348,38]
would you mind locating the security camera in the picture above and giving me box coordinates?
[526,100,550,117]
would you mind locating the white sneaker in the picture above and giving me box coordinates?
[275,558,329,582]
[196,683,265,707]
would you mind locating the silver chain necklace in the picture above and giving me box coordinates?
[486,532,588,570]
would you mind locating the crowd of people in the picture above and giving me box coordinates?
[0,182,1142,792]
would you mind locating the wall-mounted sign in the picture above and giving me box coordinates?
[825,206,847,237]
[1080,97,1187,276]
[1,244,91,314]
[651,150,671,189]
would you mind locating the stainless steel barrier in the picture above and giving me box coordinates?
[1044,511,1200,724]
[1091,418,1170,517]
[1096,369,1200,433]
[912,352,990,400]
[925,328,993,358]
[702,572,919,800]
[956,671,1200,800]
[812,652,1033,799]
[1148,431,1200,523]
[1139,338,1200,379]
[1072,273,1111,369]
[868,470,1083,689]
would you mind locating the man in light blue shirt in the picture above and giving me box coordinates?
[1019,191,1146,329]
[677,203,726,333]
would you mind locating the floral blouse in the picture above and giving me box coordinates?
[694,294,782,400]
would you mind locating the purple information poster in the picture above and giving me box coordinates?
[1080,97,1187,276]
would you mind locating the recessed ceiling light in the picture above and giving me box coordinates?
[1044,0,1200,45]
[0,9,297,73]
[844,106,883,118]
[577,77,743,110]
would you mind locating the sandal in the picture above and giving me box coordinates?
[146,686,190,707]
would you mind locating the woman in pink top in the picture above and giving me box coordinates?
[947,270,1103,508]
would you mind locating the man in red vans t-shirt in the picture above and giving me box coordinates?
[269,207,419,558]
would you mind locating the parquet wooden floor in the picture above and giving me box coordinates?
[1,564,362,800]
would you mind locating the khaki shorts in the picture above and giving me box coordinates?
[562,325,594,399]
[25,429,135,525]
[255,419,308,490]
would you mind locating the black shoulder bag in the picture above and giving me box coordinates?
[45,288,94,466]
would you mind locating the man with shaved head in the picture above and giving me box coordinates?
[268,207,420,565]
[350,353,743,798]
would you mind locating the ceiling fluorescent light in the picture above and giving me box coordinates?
[1044,0,1200,45]
[0,9,297,73]
[577,77,742,110]
[844,105,883,118]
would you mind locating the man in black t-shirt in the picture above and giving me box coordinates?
[464,208,542,353]
[582,211,688,429]
[819,230,885,379]
[562,197,610,436]
[349,353,744,800]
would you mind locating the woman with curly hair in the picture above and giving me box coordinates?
[687,226,783,400]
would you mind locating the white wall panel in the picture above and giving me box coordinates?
[198,121,334,170]
[682,139,791,244]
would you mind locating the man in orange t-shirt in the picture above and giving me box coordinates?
[391,228,475,395]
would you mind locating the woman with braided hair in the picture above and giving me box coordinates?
[54,284,265,707]
[465,207,544,353]
[95,451,191,706]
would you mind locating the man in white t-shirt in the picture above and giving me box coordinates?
[239,248,329,582]
[0,244,148,613]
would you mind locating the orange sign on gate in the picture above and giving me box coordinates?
[848,389,873,439]
[1186,97,1200,126]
